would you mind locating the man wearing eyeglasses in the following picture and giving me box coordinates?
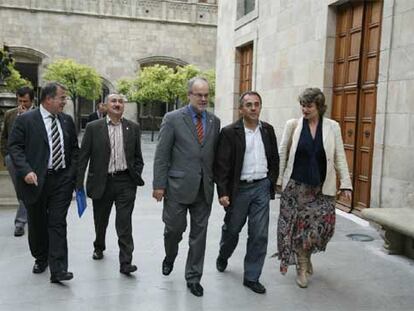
[214,91,279,294]
[77,93,144,275]
[153,77,220,297]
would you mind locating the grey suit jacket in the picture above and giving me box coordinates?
[76,118,144,200]
[153,106,220,205]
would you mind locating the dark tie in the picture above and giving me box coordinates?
[50,115,63,170]
[196,113,203,144]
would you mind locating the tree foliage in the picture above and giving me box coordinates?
[43,59,102,102]
[0,49,32,92]
[43,59,102,130]
[117,64,215,107]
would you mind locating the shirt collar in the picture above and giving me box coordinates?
[243,120,262,133]
[106,115,122,125]
[40,104,54,119]
[187,104,205,119]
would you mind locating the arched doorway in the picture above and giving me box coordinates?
[136,56,188,130]
[80,78,113,129]
[7,46,48,104]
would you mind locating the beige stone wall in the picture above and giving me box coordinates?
[0,0,217,88]
[215,0,414,209]
[215,0,336,138]
[371,0,414,209]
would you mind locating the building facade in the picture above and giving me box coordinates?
[215,0,414,212]
[0,0,217,205]
[0,0,218,124]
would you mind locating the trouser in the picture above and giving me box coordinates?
[26,169,73,274]
[92,172,137,266]
[219,178,271,282]
[162,183,211,283]
[5,155,27,228]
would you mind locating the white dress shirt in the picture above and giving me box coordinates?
[39,104,66,169]
[240,122,268,181]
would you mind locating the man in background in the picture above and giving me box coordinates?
[87,102,107,123]
[1,86,35,237]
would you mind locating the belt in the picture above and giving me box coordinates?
[108,170,129,177]
[47,168,66,175]
[239,177,268,184]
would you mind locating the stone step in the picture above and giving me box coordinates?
[0,197,19,209]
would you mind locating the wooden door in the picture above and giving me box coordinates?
[332,1,382,211]
[239,43,253,94]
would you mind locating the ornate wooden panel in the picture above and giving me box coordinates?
[332,1,382,211]
[239,43,253,94]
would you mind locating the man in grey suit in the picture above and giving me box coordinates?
[153,77,220,297]
[77,93,144,275]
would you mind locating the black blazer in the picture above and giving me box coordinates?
[76,118,144,199]
[214,119,279,202]
[8,108,79,204]
[87,111,99,123]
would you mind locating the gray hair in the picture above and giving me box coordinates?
[104,93,122,104]
[298,87,327,116]
[187,77,209,93]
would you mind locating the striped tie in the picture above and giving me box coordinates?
[196,113,203,144]
[50,115,63,170]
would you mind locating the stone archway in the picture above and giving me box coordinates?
[136,56,189,131]
[137,56,188,70]
[7,46,48,102]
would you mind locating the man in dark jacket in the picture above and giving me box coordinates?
[8,82,79,283]
[214,91,279,294]
[1,86,34,237]
[77,93,144,275]
[87,102,106,123]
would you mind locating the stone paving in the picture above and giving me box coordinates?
[0,133,413,311]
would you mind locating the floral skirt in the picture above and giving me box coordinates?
[277,179,336,274]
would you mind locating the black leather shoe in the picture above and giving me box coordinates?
[92,249,104,260]
[120,264,137,275]
[162,258,174,276]
[32,261,48,274]
[14,226,24,237]
[243,279,266,294]
[187,282,203,297]
[216,256,228,272]
[50,271,74,283]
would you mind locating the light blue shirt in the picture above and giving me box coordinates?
[187,104,207,136]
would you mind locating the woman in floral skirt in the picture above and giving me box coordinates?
[276,88,352,288]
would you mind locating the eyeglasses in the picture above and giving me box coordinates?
[191,93,209,99]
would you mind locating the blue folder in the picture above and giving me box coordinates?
[76,188,87,218]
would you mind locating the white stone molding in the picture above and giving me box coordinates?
[0,0,218,26]
[137,55,189,68]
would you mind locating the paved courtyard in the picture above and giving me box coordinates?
[0,133,413,311]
